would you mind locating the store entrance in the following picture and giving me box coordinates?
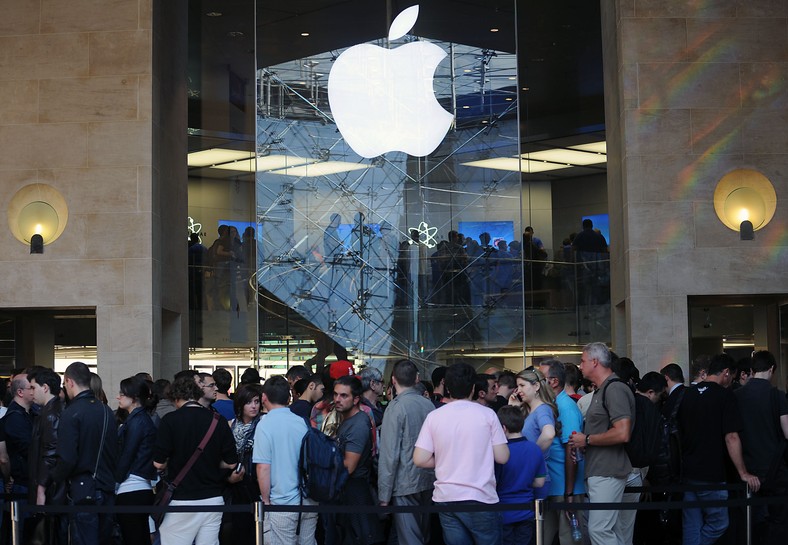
[688,295,785,389]
[0,309,96,375]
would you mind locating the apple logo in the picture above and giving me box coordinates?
[328,5,454,158]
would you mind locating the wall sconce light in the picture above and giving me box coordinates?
[30,234,44,254]
[7,184,68,252]
[713,169,776,241]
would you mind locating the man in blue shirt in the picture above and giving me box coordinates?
[540,359,587,545]
[253,376,315,545]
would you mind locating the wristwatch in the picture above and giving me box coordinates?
[585,434,591,447]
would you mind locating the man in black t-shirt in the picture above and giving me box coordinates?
[677,354,760,545]
[153,376,240,545]
[333,376,384,544]
[734,351,788,545]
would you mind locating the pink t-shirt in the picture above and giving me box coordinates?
[415,400,508,504]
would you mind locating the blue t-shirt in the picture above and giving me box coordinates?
[251,407,308,505]
[495,437,546,524]
[212,399,235,421]
[523,403,554,445]
[545,390,586,496]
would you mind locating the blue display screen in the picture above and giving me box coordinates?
[582,214,610,243]
[457,220,515,247]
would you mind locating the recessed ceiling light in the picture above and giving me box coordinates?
[206,11,222,17]
[463,69,472,73]
[462,105,470,109]
[508,76,516,80]
[481,120,488,124]
[505,97,513,101]
[490,28,499,32]
[228,31,244,38]
[301,32,310,37]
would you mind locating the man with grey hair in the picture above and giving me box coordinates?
[359,366,384,427]
[569,343,634,545]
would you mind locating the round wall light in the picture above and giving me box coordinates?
[7,184,68,246]
[713,169,776,234]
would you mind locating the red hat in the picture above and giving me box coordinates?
[329,360,355,379]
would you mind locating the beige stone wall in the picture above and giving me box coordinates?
[0,0,187,386]
[604,1,788,371]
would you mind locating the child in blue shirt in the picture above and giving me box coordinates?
[495,405,547,545]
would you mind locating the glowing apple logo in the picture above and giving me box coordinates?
[328,5,453,158]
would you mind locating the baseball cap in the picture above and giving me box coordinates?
[329,360,355,379]
[240,368,261,384]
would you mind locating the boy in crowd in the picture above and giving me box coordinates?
[495,405,546,545]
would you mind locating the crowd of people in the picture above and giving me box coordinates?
[0,343,785,545]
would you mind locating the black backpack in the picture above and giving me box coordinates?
[298,426,349,502]
[601,378,664,469]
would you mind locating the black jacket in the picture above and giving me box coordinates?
[115,406,157,482]
[51,390,118,493]
[4,400,33,485]
[29,397,65,504]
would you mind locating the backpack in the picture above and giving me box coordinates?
[298,426,349,502]
[601,378,663,469]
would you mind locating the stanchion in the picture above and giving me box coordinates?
[535,498,545,545]
[10,500,20,545]
[745,485,752,545]
[254,501,265,545]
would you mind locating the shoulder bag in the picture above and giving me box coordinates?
[152,412,221,528]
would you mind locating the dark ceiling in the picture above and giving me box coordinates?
[189,0,605,162]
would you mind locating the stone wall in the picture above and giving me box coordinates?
[604,0,788,370]
[0,0,188,387]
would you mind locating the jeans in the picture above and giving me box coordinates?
[68,489,114,545]
[437,502,502,545]
[503,519,534,545]
[682,481,728,545]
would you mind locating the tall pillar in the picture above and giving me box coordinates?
[602,1,788,371]
[0,1,188,396]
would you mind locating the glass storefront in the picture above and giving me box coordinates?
[187,0,610,376]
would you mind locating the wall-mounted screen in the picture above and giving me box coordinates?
[218,220,257,240]
[458,220,515,247]
[582,214,609,244]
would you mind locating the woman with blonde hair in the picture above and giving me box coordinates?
[509,368,559,452]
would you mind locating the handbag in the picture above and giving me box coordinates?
[152,412,220,528]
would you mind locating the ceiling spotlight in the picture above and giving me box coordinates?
[490,28,499,32]
[228,31,245,38]
[301,32,310,37]
[206,11,222,17]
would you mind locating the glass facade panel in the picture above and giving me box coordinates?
[186,0,258,370]
[255,3,523,372]
[185,0,612,374]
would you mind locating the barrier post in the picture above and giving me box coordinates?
[254,501,265,545]
[10,500,20,545]
[535,498,545,545]
[745,484,752,545]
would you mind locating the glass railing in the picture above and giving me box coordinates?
[187,250,611,367]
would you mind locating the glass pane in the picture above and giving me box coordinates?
[255,2,522,372]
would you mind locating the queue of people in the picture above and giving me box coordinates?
[0,345,785,545]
